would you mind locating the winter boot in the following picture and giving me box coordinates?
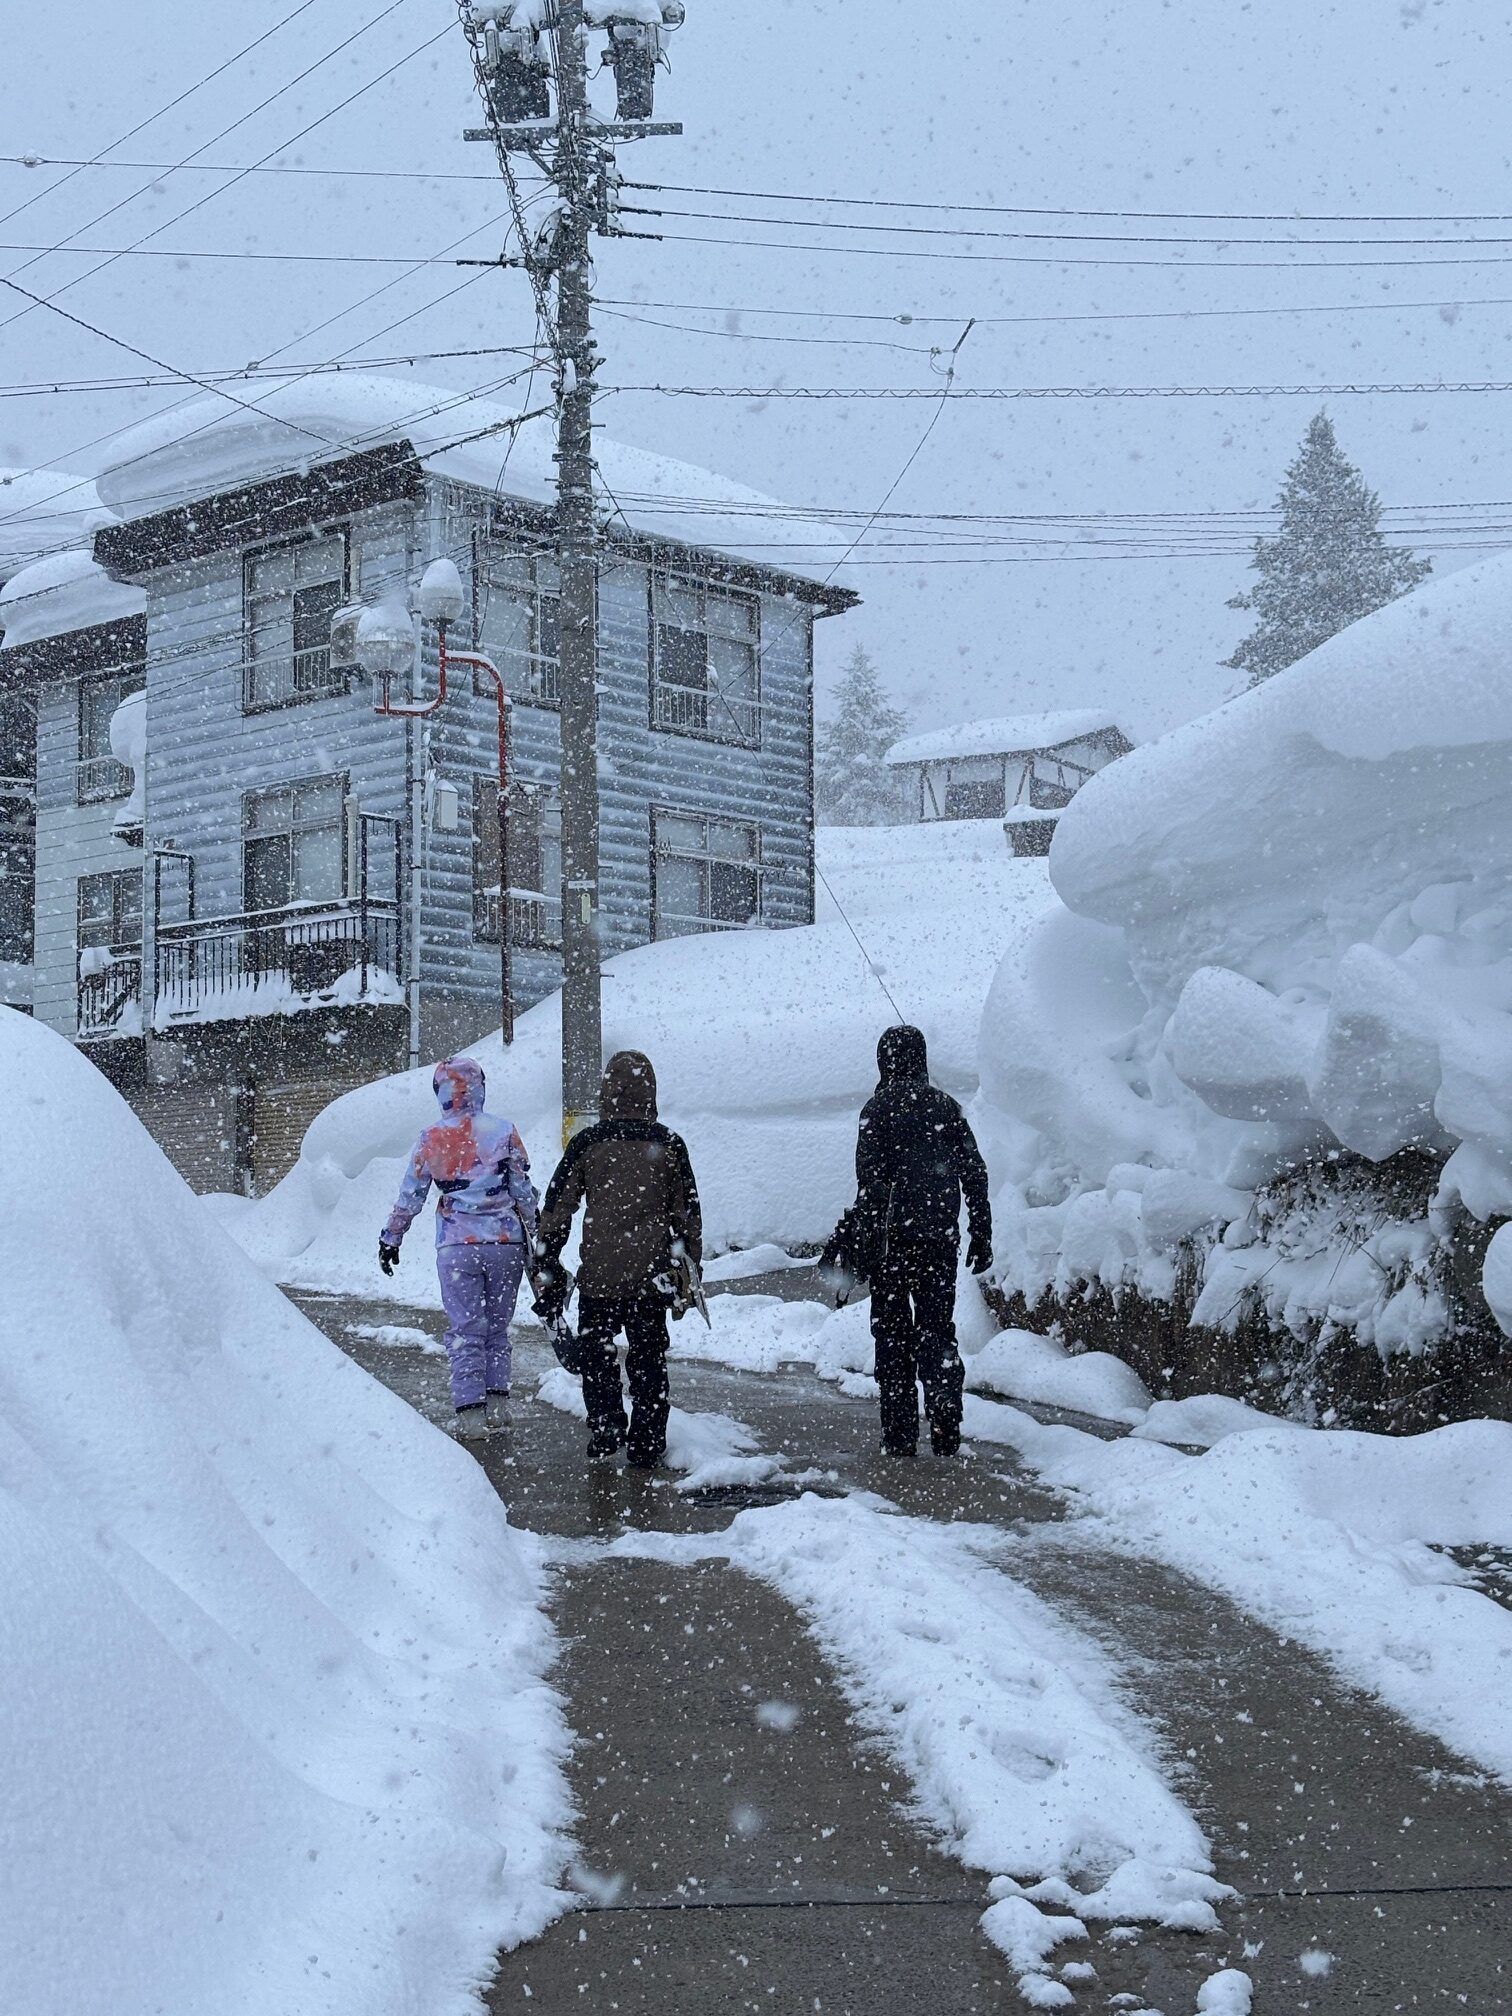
[487,1391,513,1430]
[455,1404,489,1441]
[587,1424,623,1463]
[930,1422,961,1458]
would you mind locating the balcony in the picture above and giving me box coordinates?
[241,646,349,715]
[76,754,133,805]
[77,949,143,1039]
[652,678,759,749]
[476,887,561,951]
[153,899,402,1028]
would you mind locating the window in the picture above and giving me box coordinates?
[242,776,345,913]
[76,664,145,803]
[653,811,760,939]
[475,775,561,948]
[944,776,1006,820]
[243,533,347,712]
[652,578,759,747]
[77,868,143,952]
[478,550,560,706]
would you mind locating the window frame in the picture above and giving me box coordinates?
[651,807,762,941]
[77,866,144,952]
[240,773,348,915]
[475,546,562,710]
[240,528,351,716]
[649,574,761,750]
[473,773,562,949]
[75,662,146,804]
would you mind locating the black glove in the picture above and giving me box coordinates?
[378,1240,400,1277]
[531,1258,568,1325]
[966,1231,993,1276]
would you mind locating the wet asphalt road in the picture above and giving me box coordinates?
[290,1286,1512,2015]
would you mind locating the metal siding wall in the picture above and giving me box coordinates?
[31,681,145,1038]
[142,504,414,936]
[414,507,818,1022]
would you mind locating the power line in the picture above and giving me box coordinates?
[0,343,544,398]
[622,201,1512,251]
[596,291,1512,330]
[0,240,517,269]
[0,153,543,187]
[609,379,1512,400]
[629,180,1512,229]
[643,229,1512,272]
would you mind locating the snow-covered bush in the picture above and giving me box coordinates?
[0,1008,568,2013]
[978,550,1512,1418]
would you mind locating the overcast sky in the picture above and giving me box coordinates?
[3,0,1512,737]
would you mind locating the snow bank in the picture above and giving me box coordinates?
[225,826,1050,1301]
[0,546,144,649]
[622,1494,1229,2008]
[980,549,1512,1357]
[92,373,840,582]
[0,1008,569,2015]
[965,1396,1512,1783]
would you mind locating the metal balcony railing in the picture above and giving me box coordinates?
[77,951,142,1038]
[477,887,561,951]
[241,646,348,714]
[652,678,758,747]
[153,898,401,1025]
[76,754,133,804]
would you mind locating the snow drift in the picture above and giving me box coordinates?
[0,1008,568,2015]
[980,550,1512,1368]
[224,824,1051,1301]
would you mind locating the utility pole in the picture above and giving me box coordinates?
[460,0,684,1140]
[552,0,604,1140]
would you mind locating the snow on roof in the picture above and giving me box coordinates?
[93,374,841,588]
[0,466,111,576]
[886,709,1128,767]
[0,547,145,651]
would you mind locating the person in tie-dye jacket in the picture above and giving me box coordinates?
[378,1055,538,1439]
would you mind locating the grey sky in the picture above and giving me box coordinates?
[3,0,1510,737]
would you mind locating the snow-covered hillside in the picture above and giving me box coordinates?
[0,1009,568,2014]
[224,822,1051,1302]
[979,551,1512,1379]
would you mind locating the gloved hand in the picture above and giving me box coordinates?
[966,1231,993,1276]
[378,1240,400,1277]
[531,1258,568,1325]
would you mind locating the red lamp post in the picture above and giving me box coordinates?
[350,561,514,1046]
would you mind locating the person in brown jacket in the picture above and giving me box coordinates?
[534,1050,702,1466]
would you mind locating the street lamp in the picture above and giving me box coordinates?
[348,561,516,1046]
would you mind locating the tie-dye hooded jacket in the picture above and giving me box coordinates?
[382,1056,538,1249]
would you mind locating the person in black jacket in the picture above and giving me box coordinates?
[534,1050,701,1467]
[848,1024,992,1458]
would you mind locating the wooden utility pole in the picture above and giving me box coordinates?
[552,0,604,1138]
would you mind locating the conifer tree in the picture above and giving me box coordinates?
[815,644,908,825]
[1225,413,1430,685]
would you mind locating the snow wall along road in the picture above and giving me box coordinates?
[0,1007,569,2016]
[976,548,1512,1422]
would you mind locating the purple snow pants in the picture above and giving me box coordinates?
[435,1241,527,1408]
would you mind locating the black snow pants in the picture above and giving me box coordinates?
[578,1289,671,1465]
[869,1237,964,1455]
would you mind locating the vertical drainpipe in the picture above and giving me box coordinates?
[406,494,434,1073]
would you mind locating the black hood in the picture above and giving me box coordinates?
[601,1049,658,1121]
[877,1024,928,1085]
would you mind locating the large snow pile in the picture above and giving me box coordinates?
[92,373,841,582]
[0,464,109,574]
[225,823,1052,1301]
[979,550,1512,1362]
[0,1009,568,2014]
[0,545,145,650]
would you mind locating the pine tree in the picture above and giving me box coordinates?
[815,644,908,825]
[1225,413,1430,686]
